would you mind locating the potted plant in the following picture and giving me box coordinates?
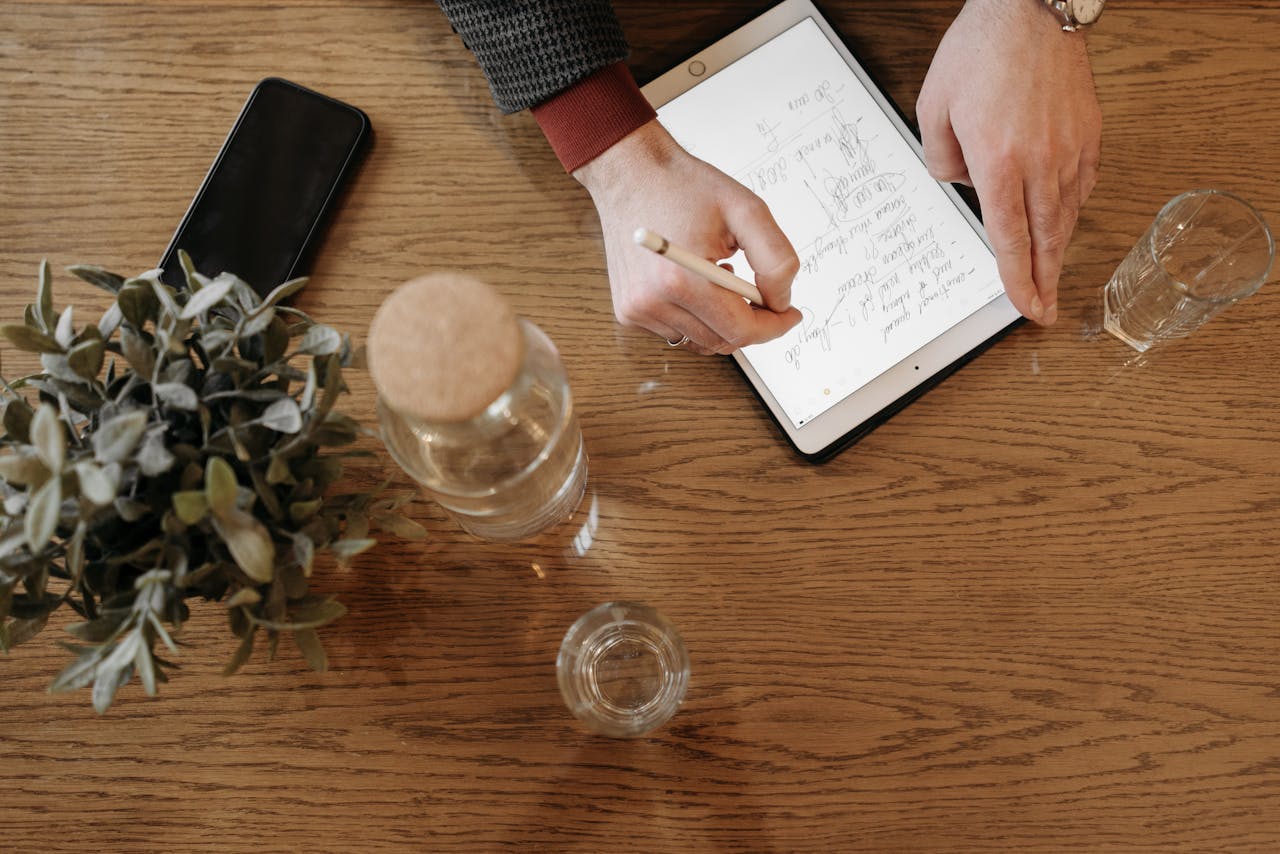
[0,255,423,711]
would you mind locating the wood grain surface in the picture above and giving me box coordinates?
[2,1,1279,851]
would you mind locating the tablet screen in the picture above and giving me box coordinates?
[654,16,1006,429]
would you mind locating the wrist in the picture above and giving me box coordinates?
[572,119,680,194]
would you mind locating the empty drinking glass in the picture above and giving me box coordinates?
[1102,189,1274,352]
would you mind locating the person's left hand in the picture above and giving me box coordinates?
[916,0,1102,326]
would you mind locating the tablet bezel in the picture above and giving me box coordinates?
[641,0,1023,461]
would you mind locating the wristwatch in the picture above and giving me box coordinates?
[1040,0,1106,32]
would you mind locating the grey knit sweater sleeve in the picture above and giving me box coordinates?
[435,0,631,114]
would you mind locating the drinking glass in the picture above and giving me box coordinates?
[557,602,690,738]
[1102,189,1274,352]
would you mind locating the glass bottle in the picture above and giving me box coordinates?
[368,273,588,542]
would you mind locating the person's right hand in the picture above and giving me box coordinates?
[915,0,1102,326]
[573,119,801,355]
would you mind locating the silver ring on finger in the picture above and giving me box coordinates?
[665,334,690,348]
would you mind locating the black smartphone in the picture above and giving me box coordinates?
[159,77,371,295]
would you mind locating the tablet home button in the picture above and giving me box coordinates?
[688,60,706,77]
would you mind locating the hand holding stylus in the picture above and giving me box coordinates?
[633,228,765,306]
[571,121,801,355]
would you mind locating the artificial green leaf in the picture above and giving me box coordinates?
[161,358,192,386]
[92,410,148,463]
[49,645,107,693]
[257,397,302,434]
[228,428,251,463]
[295,457,343,489]
[24,475,60,553]
[279,565,307,599]
[297,324,342,356]
[113,496,148,523]
[54,305,75,348]
[66,521,87,581]
[288,499,322,525]
[316,354,343,417]
[314,412,361,446]
[1,324,62,354]
[3,613,49,650]
[292,532,315,576]
[211,507,275,583]
[178,274,234,319]
[228,604,251,639]
[171,490,208,525]
[293,628,328,672]
[135,640,158,696]
[248,467,281,521]
[262,316,290,365]
[0,453,48,487]
[200,327,236,354]
[30,405,65,474]
[266,453,296,486]
[67,339,105,382]
[92,661,133,714]
[371,512,428,540]
[289,597,347,629]
[38,353,83,385]
[64,613,126,644]
[136,432,177,477]
[98,301,123,339]
[226,587,261,609]
[116,283,158,328]
[239,306,276,339]
[74,461,117,506]
[119,327,156,377]
[178,250,207,292]
[204,456,238,515]
[149,280,181,322]
[37,259,56,331]
[223,628,256,676]
[257,277,308,310]
[329,538,376,563]
[229,277,258,313]
[299,359,318,412]
[2,398,34,443]
[67,264,125,295]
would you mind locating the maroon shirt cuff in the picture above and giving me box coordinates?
[531,62,658,173]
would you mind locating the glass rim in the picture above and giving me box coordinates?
[1147,188,1275,304]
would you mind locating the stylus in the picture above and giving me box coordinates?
[633,228,765,306]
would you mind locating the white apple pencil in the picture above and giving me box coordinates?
[633,227,765,306]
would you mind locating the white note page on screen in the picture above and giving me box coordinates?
[642,0,1021,460]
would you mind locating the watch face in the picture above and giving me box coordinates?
[1071,0,1105,24]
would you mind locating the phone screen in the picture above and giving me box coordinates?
[159,78,369,294]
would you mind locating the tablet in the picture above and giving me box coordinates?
[641,0,1022,461]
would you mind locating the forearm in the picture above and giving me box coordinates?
[435,0,630,113]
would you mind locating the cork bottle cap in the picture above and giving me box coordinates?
[368,272,521,423]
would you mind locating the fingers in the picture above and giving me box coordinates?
[721,193,799,313]
[918,104,973,187]
[1025,178,1066,325]
[657,287,802,355]
[979,169,1041,323]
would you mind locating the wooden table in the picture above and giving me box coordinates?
[3,1,1279,850]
